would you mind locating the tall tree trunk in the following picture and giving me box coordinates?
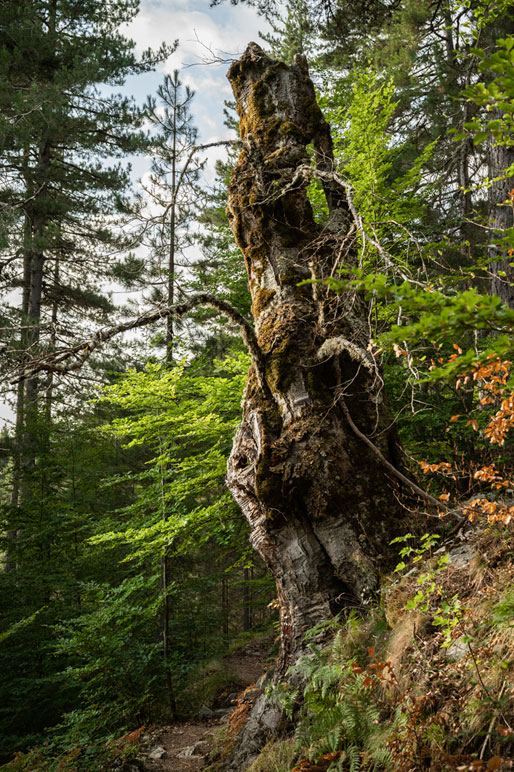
[44,258,59,420]
[224,44,406,767]
[488,140,514,308]
[222,576,229,638]
[166,103,177,365]
[6,207,33,572]
[243,567,251,631]
[487,16,514,308]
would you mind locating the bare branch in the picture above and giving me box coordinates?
[283,165,431,288]
[13,293,267,392]
[340,397,451,514]
[159,139,241,223]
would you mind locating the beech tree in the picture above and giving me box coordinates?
[10,40,482,770]
[22,39,438,700]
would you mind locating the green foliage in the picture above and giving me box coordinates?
[93,352,250,559]
[320,68,434,271]
[5,3,514,770]
[53,575,163,732]
[271,625,393,771]
[492,591,514,625]
[0,407,139,762]
[261,0,313,64]
[392,533,467,648]
[62,350,272,735]
[0,352,269,766]
[326,270,514,372]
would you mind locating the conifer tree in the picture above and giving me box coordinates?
[0,0,172,564]
[139,71,204,363]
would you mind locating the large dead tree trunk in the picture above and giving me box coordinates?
[224,43,407,767]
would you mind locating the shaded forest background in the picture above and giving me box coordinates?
[1,0,514,770]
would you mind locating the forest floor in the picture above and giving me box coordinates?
[143,637,272,772]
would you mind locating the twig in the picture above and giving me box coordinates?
[479,679,508,759]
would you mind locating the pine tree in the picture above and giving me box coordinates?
[0,0,174,758]
[139,70,204,363]
[0,0,172,566]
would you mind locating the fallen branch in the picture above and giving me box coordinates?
[340,397,451,514]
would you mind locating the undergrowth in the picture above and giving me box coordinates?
[265,523,514,772]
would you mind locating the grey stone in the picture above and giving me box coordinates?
[256,672,273,690]
[448,544,477,569]
[177,750,203,760]
[177,740,208,759]
[213,707,231,718]
[446,637,469,662]
[241,687,261,702]
[198,705,215,719]
[147,746,167,760]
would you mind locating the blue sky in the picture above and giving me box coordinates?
[121,0,270,182]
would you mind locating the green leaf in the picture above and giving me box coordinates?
[473,131,488,145]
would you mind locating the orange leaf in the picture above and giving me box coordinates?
[487,755,502,771]
[450,415,460,422]
[439,493,450,501]
[368,646,375,658]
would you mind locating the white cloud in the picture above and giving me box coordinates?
[120,0,270,190]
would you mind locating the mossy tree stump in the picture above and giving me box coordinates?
[224,43,406,767]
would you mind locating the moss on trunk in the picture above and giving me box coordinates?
[224,43,408,769]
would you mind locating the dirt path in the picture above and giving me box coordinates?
[142,638,272,772]
[143,720,220,772]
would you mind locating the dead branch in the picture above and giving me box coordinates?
[283,164,430,288]
[12,293,267,392]
[340,397,451,514]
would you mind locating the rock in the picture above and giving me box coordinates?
[177,740,209,759]
[213,708,231,718]
[241,687,261,703]
[198,705,215,719]
[446,637,469,662]
[256,672,273,690]
[448,544,477,569]
[147,746,167,760]
[226,691,239,705]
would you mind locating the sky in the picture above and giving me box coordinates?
[121,0,271,183]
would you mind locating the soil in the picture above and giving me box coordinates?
[142,637,272,772]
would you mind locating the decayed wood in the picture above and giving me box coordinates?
[224,43,408,768]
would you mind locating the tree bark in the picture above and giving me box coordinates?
[486,16,514,309]
[224,43,406,767]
